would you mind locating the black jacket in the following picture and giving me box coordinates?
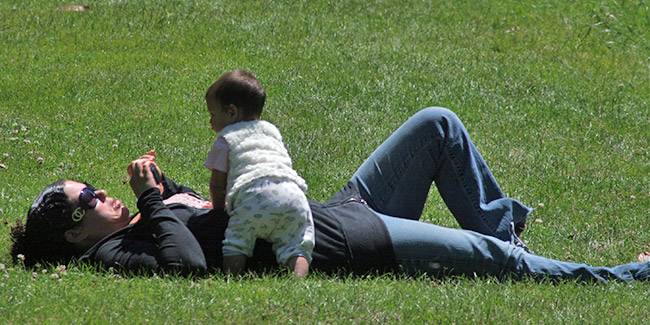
[79,177,397,276]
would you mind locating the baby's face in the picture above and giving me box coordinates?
[207,98,233,133]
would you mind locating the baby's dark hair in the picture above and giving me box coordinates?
[206,69,266,119]
[10,180,82,267]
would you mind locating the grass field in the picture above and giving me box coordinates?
[1,0,649,322]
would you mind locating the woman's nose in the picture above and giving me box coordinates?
[95,189,108,201]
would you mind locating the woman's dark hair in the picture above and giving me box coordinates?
[206,69,266,119]
[10,180,83,267]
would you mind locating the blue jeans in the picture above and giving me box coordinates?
[350,107,650,282]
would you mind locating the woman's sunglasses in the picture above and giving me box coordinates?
[71,183,98,222]
[79,184,99,209]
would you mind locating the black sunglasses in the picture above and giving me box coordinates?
[79,183,99,209]
[71,183,98,222]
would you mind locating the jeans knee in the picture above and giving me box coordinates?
[417,107,464,134]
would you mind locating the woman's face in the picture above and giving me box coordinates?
[64,181,131,245]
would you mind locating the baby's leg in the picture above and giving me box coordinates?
[223,185,270,274]
[256,180,315,277]
[287,256,310,278]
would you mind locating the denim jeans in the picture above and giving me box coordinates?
[350,107,650,282]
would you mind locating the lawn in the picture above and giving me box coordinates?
[1,0,649,322]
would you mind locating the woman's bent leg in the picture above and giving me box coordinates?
[379,214,650,282]
[351,107,531,241]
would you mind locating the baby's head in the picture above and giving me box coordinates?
[205,70,266,133]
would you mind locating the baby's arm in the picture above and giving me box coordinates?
[209,169,227,210]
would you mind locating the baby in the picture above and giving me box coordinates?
[203,70,314,277]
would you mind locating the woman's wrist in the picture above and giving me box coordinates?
[136,187,162,209]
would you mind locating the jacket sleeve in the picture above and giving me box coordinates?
[160,175,200,199]
[91,187,207,276]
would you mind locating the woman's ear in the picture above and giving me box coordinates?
[64,227,88,244]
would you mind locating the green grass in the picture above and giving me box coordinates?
[1,0,649,322]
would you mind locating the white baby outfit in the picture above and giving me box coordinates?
[204,120,314,265]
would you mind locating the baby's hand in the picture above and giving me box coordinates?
[127,150,156,177]
[128,159,159,198]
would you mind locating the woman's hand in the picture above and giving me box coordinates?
[128,150,164,198]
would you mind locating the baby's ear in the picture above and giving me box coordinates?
[227,104,240,121]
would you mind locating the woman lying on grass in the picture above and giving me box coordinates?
[10,107,650,282]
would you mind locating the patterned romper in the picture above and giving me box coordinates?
[204,120,314,265]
